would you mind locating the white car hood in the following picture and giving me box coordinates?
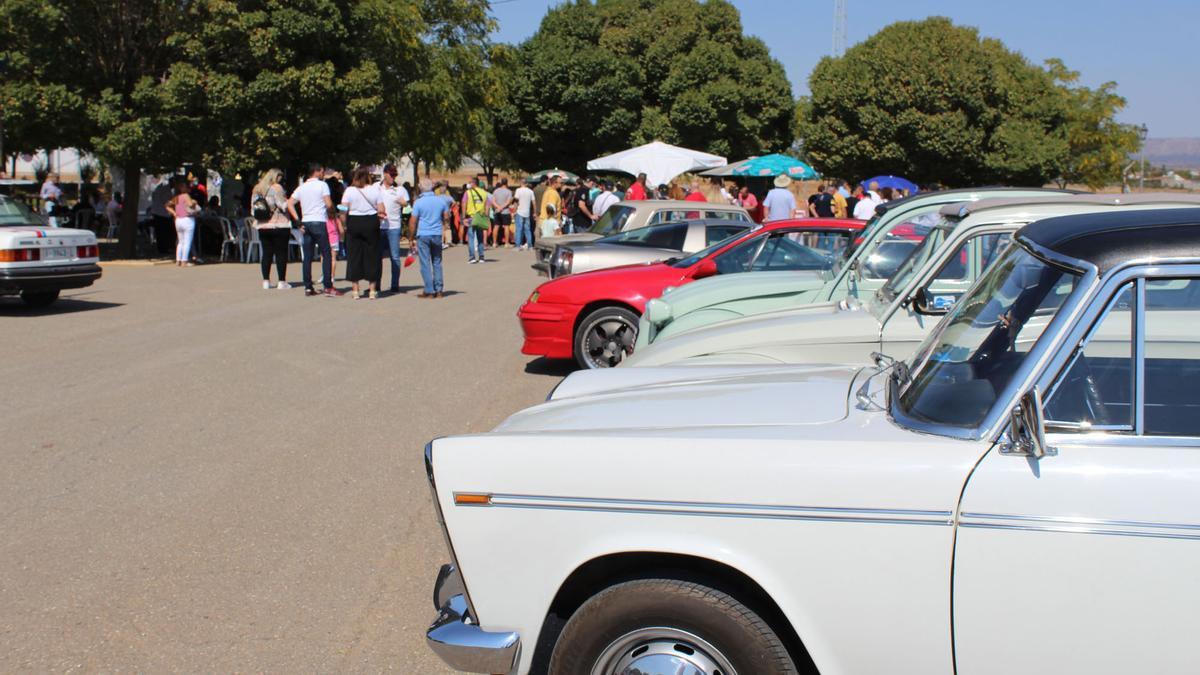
[627,301,881,367]
[496,364,857,433]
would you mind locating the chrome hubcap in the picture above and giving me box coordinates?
[584,316,636,368]
[591,627,735,675]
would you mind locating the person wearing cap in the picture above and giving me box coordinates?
[762,174,797,222]
[376,164,410,293]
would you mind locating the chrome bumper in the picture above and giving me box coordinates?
[427,563,521,674]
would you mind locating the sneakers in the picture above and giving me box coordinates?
[368,290,378,300]
[468,258,479,264]
[277,281,291,290]
[304,288,319,297]
[324,288,344,297]
[263,280,272,290]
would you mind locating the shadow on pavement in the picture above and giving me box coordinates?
[0,296,124,316]
[524,357,577,378]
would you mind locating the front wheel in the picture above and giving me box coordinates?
[574,306,639,369]
[20,290,60,308]
[549,578,799,675]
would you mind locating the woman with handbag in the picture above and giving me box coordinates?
[251,169,292,289]
[339,166,386,299]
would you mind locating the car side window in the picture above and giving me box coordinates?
[714,235,766,274]
[1045,283,1134,430]
[749,233,831,272]
[862,240,919,280]
[1144,278,1200,436]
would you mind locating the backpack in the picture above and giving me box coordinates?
[252,194,272,221]
[565,186,587,218]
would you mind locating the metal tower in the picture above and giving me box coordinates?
[832,0,847,57]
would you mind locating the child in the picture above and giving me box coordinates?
[540,204,561,238]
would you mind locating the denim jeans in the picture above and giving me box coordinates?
[379,227,402,289]
[514,215,532,248]
[468,227,486,261]
[301,221,332,290]
[416,234,443,294]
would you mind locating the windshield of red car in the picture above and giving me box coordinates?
[670,227,759,268]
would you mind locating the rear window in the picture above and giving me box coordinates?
[0,197,44,227]
[598,222,688,250]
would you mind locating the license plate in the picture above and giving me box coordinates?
[42,246,71,260]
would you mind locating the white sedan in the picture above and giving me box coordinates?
[0,196,101,307]
[424,206,1200,674]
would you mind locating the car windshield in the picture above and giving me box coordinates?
[588,205,636,236]
[876,218,953,303]
[596,222,689,250]
[896,245,1080,428]
[670,226,761,268]
[0,196,47,227]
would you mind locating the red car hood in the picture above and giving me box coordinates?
[533,260,693,307]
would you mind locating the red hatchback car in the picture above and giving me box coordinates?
[518,218,867,369]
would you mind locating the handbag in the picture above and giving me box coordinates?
[467,188,489,229]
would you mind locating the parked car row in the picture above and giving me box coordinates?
[428,191,1200,674]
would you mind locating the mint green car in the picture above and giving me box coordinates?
[635,188,1077,349]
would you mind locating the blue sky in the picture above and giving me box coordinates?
[490,0,1197,138]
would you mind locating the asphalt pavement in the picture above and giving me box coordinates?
[0,244,571,671]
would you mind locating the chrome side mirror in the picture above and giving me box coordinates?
[1002,387,1056,458]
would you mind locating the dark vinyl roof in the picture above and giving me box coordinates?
[1017,207,1200,274]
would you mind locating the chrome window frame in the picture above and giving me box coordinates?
[889,237,1101,441]
[1029,261,1200,443]
[876,220,1026,324]
[1042,280,1138,433]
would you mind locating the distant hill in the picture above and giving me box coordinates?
[1141,138,1200,168]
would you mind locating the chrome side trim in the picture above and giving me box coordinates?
[959,512,1200,541]
[461,493,953,526]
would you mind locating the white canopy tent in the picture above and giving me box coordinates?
[587,141,726,187]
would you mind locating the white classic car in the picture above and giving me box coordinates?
[425,207,1200,675]
[623,193,1200,368]
[0,195,101,307]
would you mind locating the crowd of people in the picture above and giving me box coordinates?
[31,163,919,298]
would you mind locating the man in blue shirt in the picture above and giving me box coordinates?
[408,178,451,298]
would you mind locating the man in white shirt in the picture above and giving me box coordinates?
[512,178,536,250]
[591,180,619,223]
[287,163,339,296]
[375,163,410,293]
[762,174,797,222]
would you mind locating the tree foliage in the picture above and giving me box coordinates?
[1045,59,1142,190]
[798,17,1070,187]
[0,0,493,255]
[493,0,795,172]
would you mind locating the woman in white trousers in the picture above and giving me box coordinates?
[166,180,199,266]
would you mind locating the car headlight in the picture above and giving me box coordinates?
[556,249,573,275]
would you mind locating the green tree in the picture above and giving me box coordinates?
[1045,58,1142,190]
[798,17,1069,187]
[494,0,794,172]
